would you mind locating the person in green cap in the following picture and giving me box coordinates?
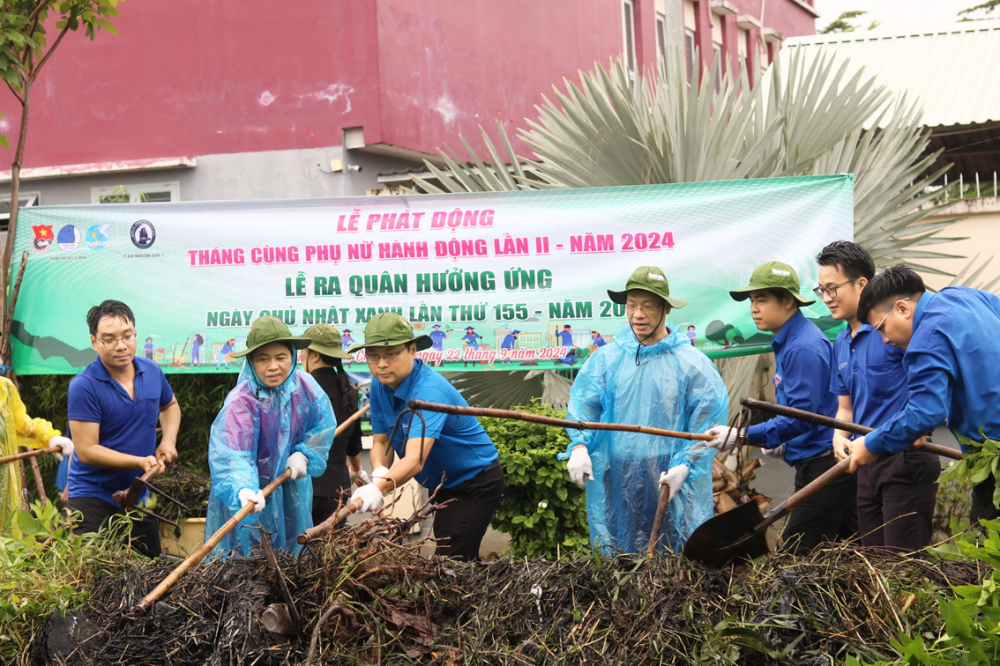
[204,316,336,558]
[558,266,728,555]
[703,261,857,554]
[300,323,367,527]
[348,312,502,561]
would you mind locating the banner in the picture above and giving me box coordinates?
[12,175,853,374]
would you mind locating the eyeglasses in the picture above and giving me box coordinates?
[812,277,858,298]
[366,349,406,365]
[873,297,910,334]
[97,333,137,348]
[625,304,663,314]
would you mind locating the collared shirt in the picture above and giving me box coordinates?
[592,335,607,347]
[67,355,174,504]
[866,287,1000,455]
[558,330,574,346]
[830,324,907,430]
[369,359,497,488]
[747,310,836,462]
[501,334,517,350]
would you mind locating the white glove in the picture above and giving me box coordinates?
[238,488,266,514]
[567,446,593,488]
[762,444,785,460]
[349,466,371,485]
[286,451,309,480]
[703,425,743,452]
[371,465,390,481]
[49,436,74,462]
[659,464,689,502]
[350,482,384,513]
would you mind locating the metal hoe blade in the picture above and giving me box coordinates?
[683,501,770,568]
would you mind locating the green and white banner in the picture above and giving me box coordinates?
[11,175,853,374]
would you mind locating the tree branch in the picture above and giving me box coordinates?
[25,0,58,28]
[4,80,24,106]
[32,22,73,80]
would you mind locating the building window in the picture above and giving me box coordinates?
[91,181,180,204]
[0,191,40,246]
[623,0,637,81]
[656,13,667,73]
[684,28,695,81]
[713,43,722,90]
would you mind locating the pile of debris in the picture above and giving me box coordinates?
[34,501,985,666]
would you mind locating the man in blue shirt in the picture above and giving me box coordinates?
[499,329,519,366]
[349,313,503,560]
[851,265,1000,525]
[68,300,182,557]
[429,324,449,351]
[817,242,939,551]
[461,326,482,368]
[557,325,575,347]
[705,261,857,554]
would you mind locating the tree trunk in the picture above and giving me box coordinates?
[1,79,32,362]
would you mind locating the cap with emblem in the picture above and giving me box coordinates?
[607,266,687,309]
[729,260,815,305]
[349,312,432,353]
[302,323,353,359]
[231,316,310,358]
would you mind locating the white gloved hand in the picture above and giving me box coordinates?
[566,446,594,489]
[762,444,785,460]
[350,482,385,513]
[659,464,689,502]
[349,466,371,485]
[49,435,74,462]
[238,488,266,514]
[703,426,743,452]
[371,465,390,481]
[286,451,309,480]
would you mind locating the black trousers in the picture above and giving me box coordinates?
[312,490,351,531]
[433,461,504,561]
[782,452,858,555]
[857,450,939,551]
[971,472,1000,526]
[68,495,161,558]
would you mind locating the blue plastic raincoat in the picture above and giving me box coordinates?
[559,325,728,554]
[205,358,336,559]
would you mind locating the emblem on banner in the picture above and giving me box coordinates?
[130,219,156,249]
[31,225,54,254]
[85,223,112,251]
[57,224,81,252]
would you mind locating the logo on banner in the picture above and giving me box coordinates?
[31,225,54,254]
[130,220,156,249]
[57,225,81,252]
[85,224,112,251]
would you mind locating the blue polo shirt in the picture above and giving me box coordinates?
[866,287,1000,455]
[830,324,907,430]
[746,310,836,463]
[369,359,497,488]
[558,330,574,346]
[501,334,517,350]
[67,355,174,504]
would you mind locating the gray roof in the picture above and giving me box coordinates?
[785,19,1000,128]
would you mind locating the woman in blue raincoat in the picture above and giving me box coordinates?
[205,316,336,558]
[559,267,728,555]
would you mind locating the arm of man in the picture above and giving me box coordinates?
[374,435,438,494]
[747,345,830,449]
[70,419,165,475]
[833,395,854,461]
[156,397,181,463]
[560,349,608,456]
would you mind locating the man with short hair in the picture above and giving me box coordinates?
[557,325,574,347]
[849,265,1000,525]
[816,242,939,551]
[349,313,503,560]
[499,329,519,366]
[704,261,857,554]
[68,300,182,557]
[561,266,728,554]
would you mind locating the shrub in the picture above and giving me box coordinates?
[478,399,590,559]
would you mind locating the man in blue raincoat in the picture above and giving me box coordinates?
[559,266,728,554]
[204,316,336,558]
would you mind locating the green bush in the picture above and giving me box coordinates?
[478,400,590,559]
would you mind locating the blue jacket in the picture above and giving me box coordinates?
[866,287,1000,455]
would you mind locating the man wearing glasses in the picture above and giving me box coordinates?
[849,265,1000,526]
[817,242,939,552]
[67,300,181,557]
[348,312,502,560]
[560,266,727,554]
[704,261,856,554]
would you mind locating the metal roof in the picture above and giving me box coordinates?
[784,19,1000,128]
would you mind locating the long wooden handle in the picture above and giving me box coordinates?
[753,457,852,536]
[646,481,672,558]
[0,445,59,465]
[740,397,963,461]
[298,498,364,544]
[133,469,292,616]
[407,399,713,441]
[112,469,156,507]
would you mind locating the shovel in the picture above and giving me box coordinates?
[683,398,962,568]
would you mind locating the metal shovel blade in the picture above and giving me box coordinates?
[683,501,770,568]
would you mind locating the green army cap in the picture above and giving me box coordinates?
[349,312,432,353]
[729,261,816,306]
[231,315,310,358]
[607,266,688,309]
[302,323,353,359]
